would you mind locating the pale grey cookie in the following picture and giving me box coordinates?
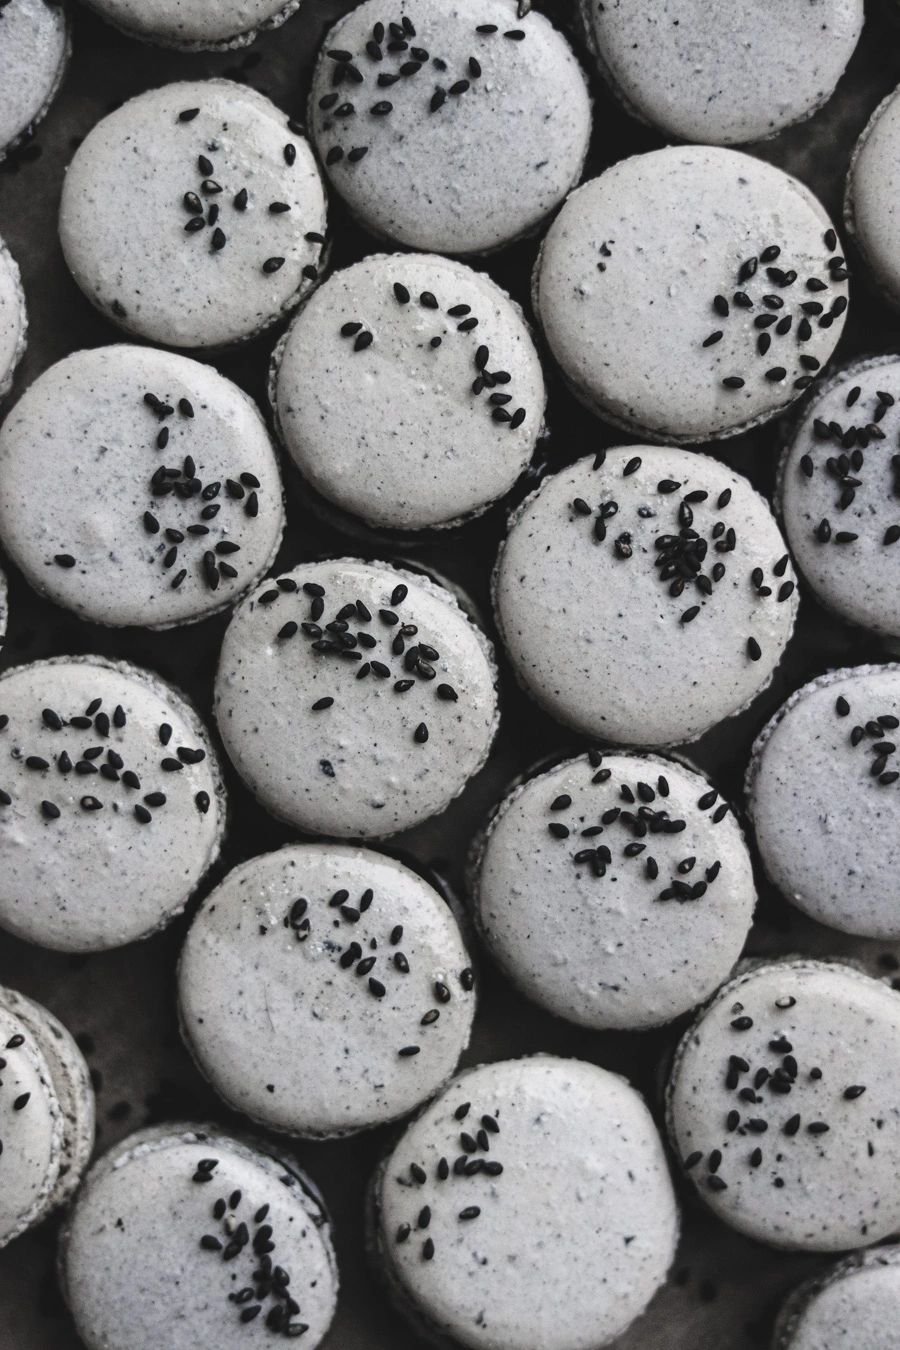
[747,664,900,939]
[580,0,863,146]
[59,80,328,348]
[667,959,900,1251]
[493,446,798,746]
[271,252,545,531]
[371,1055,678,1350]
[534,146,848,442]
[472,750,756,1030]
[0,344,284,629]
[80,0,304,50]
[59,1124,338,1349]
[0,984,94,1249]
[0,0,69,159]
[0,236,27,402]
[0,655,226,951]
[778,355,900,639]
[307,0,591,255]
[179,843,475,1137]
[845,83,900,311]
[215,558,498,838]
[773,1244,900,1349]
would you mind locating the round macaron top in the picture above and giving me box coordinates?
[59,80,328,349]
[667,959,900,1251]
[493,447,798,746]
[81,0,297,48]
[0,236,27,402]
[583,0,863,146]
[535,146,848,442]
[0,999,61,1248]
[272,252,545,531]
[61,1125,338,1349]
[375,1055,678,1350]
[0,344,284,629]
[215,558,498,837]
[0,0,68,155]
[747,664,900,939]
[0,655,225,952]
[473,750,756,1031]
[307,0,591,255]
[846,85,900,311]
[779,356,900,638]
[775,1245,900,1350]
[179,843,475,1137]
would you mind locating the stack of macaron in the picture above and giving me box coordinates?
[6,1,900,1348]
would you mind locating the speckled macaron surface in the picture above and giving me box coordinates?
[0,237,27,402]
[0,984,94,1249]
[747,664,900,939]
[779,356,900,638]
[374,1055,678,1350]
[473,750,756,1030]
[61,1124,338,1349]
[307,0,591,255]
[0,344,284,629]
[215,558,498,837]
[81,0,301,49]
[535,146,848,442]
[774,1244,900,1350]
[179,843,475,1137]
[493,447,798,746]
[667,959,900,1251]
[581,0,863,146]
[846,84,900,311]
[59,80,328,348]
[0,655,225,952]
[272,252,545,531]
[0,0,68,157]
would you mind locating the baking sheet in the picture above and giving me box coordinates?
[2,1,900,1345]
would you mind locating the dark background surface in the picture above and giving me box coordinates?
[2,1,900,1346]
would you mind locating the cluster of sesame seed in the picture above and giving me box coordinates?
[194,1161,308,1337]
[279,886,472,1060]
[140,390,263,592]
[175,107,322,282]
[573,453,792,661]
[799,384,900,549]
[0,696,210,823]
[683,991,868,1198]
[545,751,727,899]
[339,279,526,429]
[262,575,460,745]
[395,1098,502,1261]
[709,230,847,393]
[317,13,528,168]
[0,1028,32,1162]
[834,692,900,786]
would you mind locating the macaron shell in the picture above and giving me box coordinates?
[179,843,475,1136]
[0,655,226,951]
[493,447,798,746]
[0,1002,62,1248]
[60,1125,338,1350]
[667,959,900,1250]
[747,664,900,938]
[215,558,498,837]
[59,80,327,348]
[375,1055,678,1350]
[845,84,900,310]
[535,146,847,442]
[0,0,69,156]
[581,0,863,146]
[307,0,591,255]
[779,355,900,638]
[272,252,545,531]
[0,236,27,402]
[473,750,756,1030]
[81,0,301,49]
[0,344,285,628]
[774,1244,900,1349]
